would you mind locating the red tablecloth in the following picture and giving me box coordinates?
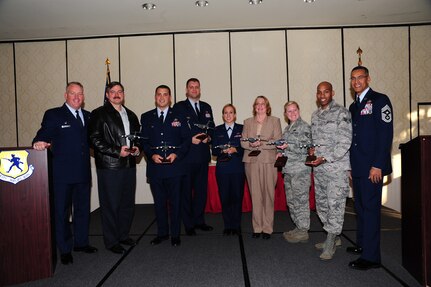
[205,165,315,213]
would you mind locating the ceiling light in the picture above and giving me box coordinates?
[195,1,209,7]
[142,3,156,10]
[249,0,263,4]
[304,0,315,3]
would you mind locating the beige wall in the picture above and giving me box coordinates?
[0,43,16,147]
[1,25,430,212]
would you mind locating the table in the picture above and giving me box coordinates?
[205,165,315,213]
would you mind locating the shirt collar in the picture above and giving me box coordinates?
[358,87,370,102]
[225,123,234,130]
[65,102,81,114]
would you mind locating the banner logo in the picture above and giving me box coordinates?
[0,150,34,184]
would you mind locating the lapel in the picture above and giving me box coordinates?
[62,104,81,127]
[186,100,199,120]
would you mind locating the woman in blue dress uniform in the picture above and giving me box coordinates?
[212,104,245,235]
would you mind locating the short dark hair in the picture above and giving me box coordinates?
[67,81,83,90]
[186,78,200,86]
[351,66,369,75]
[155,84,171,95]
[106,81,124,92]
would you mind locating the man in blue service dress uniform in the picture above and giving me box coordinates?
[347,66,394,270]
[33,82,97,265]
[173,78,215,235]
[141,85,191,246]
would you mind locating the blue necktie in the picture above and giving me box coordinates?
[75,110,83,127]
[195,102,200,117]
[159,111,164,123]
[356,95,361,108]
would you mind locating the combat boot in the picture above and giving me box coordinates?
[283,228,299,237]
[320,233,336,260]
[315,236,342,250]
[283,229,309,243]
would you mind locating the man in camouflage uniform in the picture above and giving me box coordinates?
[309,81,352,260]
[276,101,312,243]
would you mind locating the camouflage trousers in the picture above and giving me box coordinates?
[314,170,349,235]
[284,172,311,230]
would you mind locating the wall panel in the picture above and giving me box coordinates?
[230,31,287,125]
[67,38,119,112]
[344,27,409,211]
[411,25,431,137]
[120,35,175,205]
[0,43,16,147]
[67,38,122,209]
[175,33,231,126]
[15,41,66,147]
[287,29,343,124]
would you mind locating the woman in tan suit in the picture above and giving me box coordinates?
[241,96,282,239]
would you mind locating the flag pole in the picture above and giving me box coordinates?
[104,58,111,103]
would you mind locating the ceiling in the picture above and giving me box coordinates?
[1,0,431,42]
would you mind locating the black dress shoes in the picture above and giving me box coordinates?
[73,245,98,253]
[346,246,363,255]
[186,228,196,236]
[262,233,271,240]
[171,237,181,246]
[109,244,126,254]
[60,253,73,265]
[223,229,232,236]
[195,224,214,231]
[120,238,137,246]
[150,235,169,245]
[252,232,261,238]
[348,258,381,270]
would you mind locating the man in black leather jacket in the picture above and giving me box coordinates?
[88,81,141,254]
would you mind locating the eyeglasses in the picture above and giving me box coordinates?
[350,75,368,81]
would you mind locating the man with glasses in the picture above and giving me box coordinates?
[33,82,97,265]
[347,66,394,270]
[89,81,141,254]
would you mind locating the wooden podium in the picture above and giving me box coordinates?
[400,136,431,286]
[0,148,55,286]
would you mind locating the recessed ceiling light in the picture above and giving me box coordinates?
[142,3,156,10]
[304,0,315,3]
[249,0,263,4]
[195,1,209,7]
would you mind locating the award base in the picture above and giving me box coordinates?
[248,150,261,157]
[196,134,208,141]
[218,154,231,162]
[274,156,288,168]
[161,158,172,164]
[305,155,317,166]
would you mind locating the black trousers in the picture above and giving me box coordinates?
[53,181,91,254]
[149,175,183,238]
[181,162,209,229]
[97,168,136,248]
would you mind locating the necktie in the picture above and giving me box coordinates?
[75,110,83,127]
[227,127,232,138]
[195,102,200,117]
[159,111,164,123]
[356,95,361,108]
